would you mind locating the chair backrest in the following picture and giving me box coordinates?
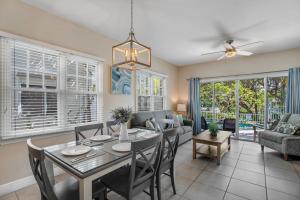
[159,128,179,171]
[75,123,104,141]
[129,134,162,192]
[223,118,236,133]
[27,139,57,200]
[106,120,119,135]
[201,116,208,130]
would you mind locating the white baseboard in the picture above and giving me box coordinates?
[0,167,64,197]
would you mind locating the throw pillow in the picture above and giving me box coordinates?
[176,114,184,126]
[287,114,300,127]
[145,119,155,129]
[150,118,159,130]
[166,114,173,119]
[173,114,181,127]
[294,127,300,135]
[164,114,174,129]
[280,113,292,123]
[273,122,298,135]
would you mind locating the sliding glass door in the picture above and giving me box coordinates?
[238,78,265,140]
[214,81,236,129]
[200,82,214,123]
[201,81,236,129]
[200,72,288,141]
[266,76,288,128]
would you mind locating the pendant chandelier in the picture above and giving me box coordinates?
[112,0,151,70]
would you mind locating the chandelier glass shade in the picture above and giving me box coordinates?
[112,0,151,70]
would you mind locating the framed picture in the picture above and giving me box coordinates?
[111,66,132,95]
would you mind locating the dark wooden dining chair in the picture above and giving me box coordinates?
[156,128,179,200]
[27,139,106,200]
[75,123,104,141]
[100,134,162,200]
[105,120,119,135]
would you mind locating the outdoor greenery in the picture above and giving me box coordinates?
[239,79,265,114]
[200,77,287,119]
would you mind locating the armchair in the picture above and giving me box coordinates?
[258,113,300,160]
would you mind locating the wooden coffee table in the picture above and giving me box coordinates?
[192,130,231,165]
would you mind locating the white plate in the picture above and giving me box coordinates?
[61,145,91,156]
[142,133,159,139]
[112,143,131,152]
[127,128,138,134]
[90,135,112,141]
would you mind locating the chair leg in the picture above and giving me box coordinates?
[261,145,264,152]
[150,179,155,200]
[283,153,288,161]
[170,166,176,195]
[41,195,47,200]
[156,174,162,200]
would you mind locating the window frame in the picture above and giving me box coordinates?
[0,33,104,140]
[199,71,288,139]
[10,41,60,136]
[136,70,167,111]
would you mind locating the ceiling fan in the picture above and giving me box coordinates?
[202,40,264,61]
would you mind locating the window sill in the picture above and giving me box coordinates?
[0,129,74,145]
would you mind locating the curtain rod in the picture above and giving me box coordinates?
[186,69,288,81]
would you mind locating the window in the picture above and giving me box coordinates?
[136,71,166,111]
[65,58,99,125]
[0,37,103,139]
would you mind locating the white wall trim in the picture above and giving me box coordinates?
[0,167,64,197]
[200,70,288,83]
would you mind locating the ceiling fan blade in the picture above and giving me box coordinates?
[217,54,226,61]
[224,42,233,49]
[236,41,264,50]
[202,51,225,56]
[237,50,253,56]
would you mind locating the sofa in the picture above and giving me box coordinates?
[130,110,193,145]
[258,113,300,160]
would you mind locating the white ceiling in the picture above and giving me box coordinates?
[22,0,300,66]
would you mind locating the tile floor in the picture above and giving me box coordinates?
[1,139,300,200]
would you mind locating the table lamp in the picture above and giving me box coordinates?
[177,103,187,114]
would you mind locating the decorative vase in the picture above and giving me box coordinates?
[119,122,129,141]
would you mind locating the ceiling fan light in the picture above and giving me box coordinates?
[225,49,237,58]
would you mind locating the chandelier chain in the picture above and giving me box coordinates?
[130,0,134,32]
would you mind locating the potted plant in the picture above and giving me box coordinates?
[111,107,132,141]
[209,122,219,138]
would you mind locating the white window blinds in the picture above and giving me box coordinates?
[64,57,100,125]
[136,71,166,111]
[0,37,103,139]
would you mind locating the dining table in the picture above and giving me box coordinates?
[44,129,157,200]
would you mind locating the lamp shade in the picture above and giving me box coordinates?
[177,104,187,112]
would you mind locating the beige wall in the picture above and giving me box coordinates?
[1,0,300,190]
[0,0,178,185]
[178,48,300,103]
